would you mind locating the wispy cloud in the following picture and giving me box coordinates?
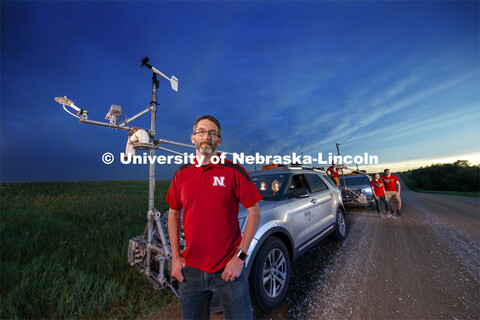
[362,152,480,173]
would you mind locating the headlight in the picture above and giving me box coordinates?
[361,188,372,195]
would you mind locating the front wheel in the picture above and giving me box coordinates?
[332,209,348,241]
[251,237,291,311]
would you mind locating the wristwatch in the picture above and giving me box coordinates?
[235,248,248,261]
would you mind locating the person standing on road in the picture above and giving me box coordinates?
[371,173,395,219]
[381,169,402,215]
[326,161,340,187]
[166,115,262,320]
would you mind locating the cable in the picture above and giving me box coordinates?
[63,105,80,119]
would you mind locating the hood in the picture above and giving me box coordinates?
[339,184,368,190]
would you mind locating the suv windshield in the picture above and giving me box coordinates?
[340,176,370,186]
[251,173,288,201]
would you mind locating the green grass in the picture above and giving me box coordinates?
[399,173,480,198]
[0,180,175,319]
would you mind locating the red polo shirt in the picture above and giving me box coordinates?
[381,175,399,191]
[165,158,262,273]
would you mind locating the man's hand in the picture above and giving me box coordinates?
[171,255,186,282]
[221,256,244,282]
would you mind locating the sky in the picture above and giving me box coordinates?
[1,0,479,183]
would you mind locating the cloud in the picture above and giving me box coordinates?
[361,152,480,173]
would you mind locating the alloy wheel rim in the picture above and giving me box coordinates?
[262,248,287,298]
[338,212,346,236]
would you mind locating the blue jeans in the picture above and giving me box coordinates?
[375,196,391,214]
[179,265,253,320]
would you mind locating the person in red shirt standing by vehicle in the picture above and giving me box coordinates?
[166,115,262,320]
[326,161,340,187]
[371,173,395,219]
[381,169,402,216]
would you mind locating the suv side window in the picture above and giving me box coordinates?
[290,174,312,193]
[304,173,328,193]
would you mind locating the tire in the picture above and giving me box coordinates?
[332,209,348,241]
[251,237,291,311]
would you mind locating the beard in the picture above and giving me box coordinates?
[196,139,217,156]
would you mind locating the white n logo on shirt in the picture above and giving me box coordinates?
[213,176,225,187]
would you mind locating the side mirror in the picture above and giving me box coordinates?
[288,188,309,199]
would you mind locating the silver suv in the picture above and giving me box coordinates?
[128,165,348,311]
[241,165,347,310]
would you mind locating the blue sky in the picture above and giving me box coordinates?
[1,1,479,182]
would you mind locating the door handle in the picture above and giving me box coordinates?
[311,198,317,204]
[330,193,334,197]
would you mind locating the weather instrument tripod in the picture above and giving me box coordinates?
[55,57,196,296]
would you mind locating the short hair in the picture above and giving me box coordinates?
[193,115,222,137]
[384,169,390,173]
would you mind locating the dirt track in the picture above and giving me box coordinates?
[151,182,480,319]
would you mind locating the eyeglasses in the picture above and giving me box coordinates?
[194,130,219,137]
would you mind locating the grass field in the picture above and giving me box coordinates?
[0,180,175,319]
[399,173,480,198]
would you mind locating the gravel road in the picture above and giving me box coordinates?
[152,183,480,320]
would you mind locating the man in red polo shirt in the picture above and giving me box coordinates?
[381,169,402,215]
[166,115,262,319]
